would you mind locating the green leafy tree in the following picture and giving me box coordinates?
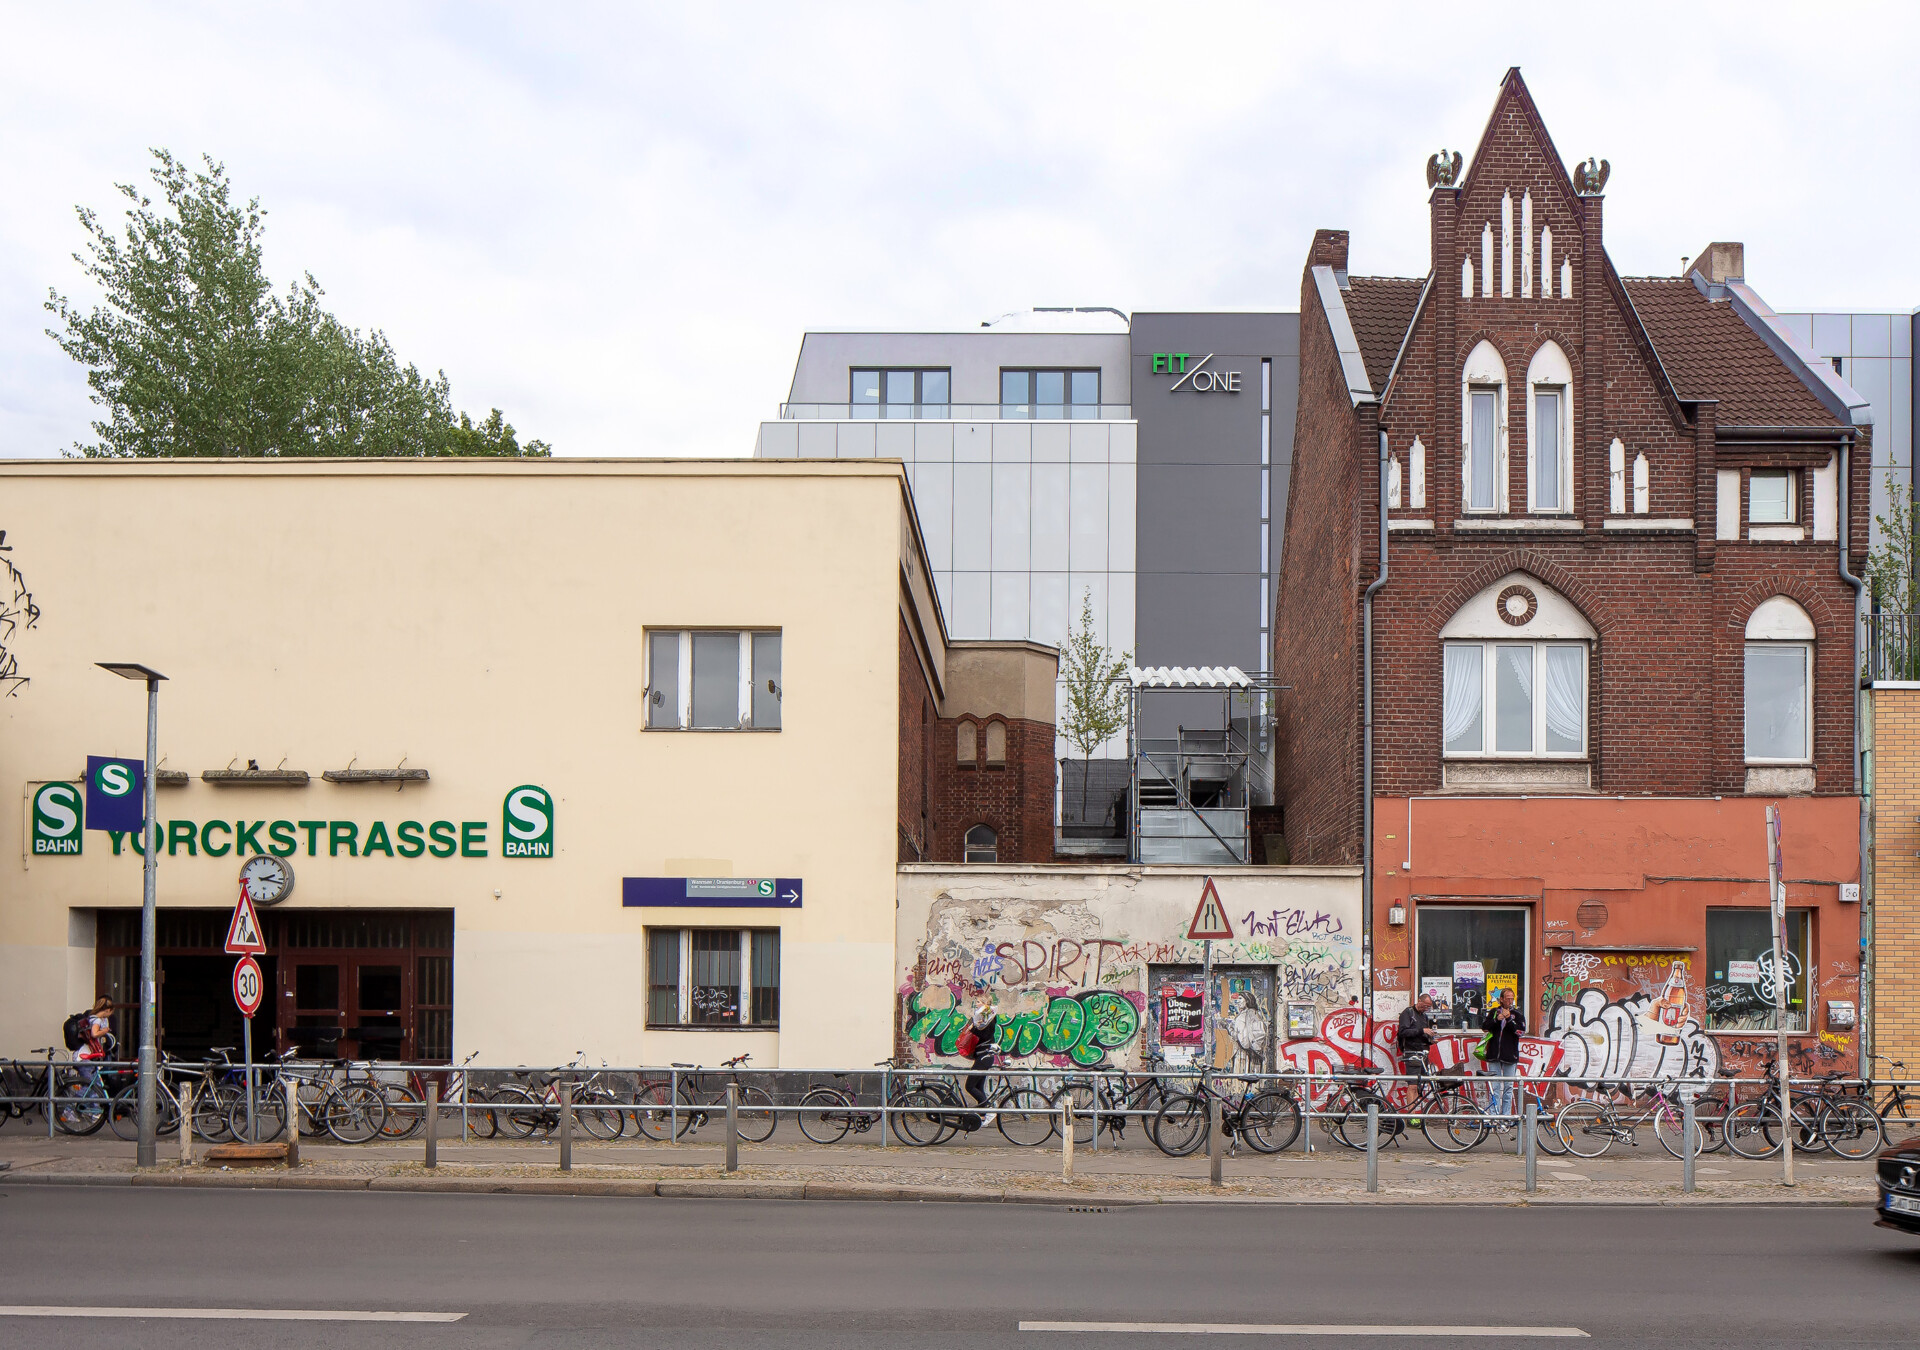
[1058,588,1132,824]
[45,150,548,458]
[1865,470,1920,678]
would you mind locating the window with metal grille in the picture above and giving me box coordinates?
[647,928,781,1027]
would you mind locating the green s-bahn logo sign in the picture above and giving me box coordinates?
[501,785,554,858]
[31,781,84,855]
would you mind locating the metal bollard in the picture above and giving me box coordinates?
[284,1076,300,1168]
[180,1082,195,1166]
[725,1082,739,1173]
[879,1066,890,1148]
[670,1068,679,1144]
[1299,1071,1314,1155]
[1523,1094,1536,1193]
[46,1062,55,1139]
[1208,1092,1223,1188]
[1682,1090,1695,1193]
[1062,1099,1074,1180]
[425,1083,439,1169]
[558,1080,573,1172]
[1366,1101,1379,1193]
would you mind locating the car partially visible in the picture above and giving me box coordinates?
[1877,1135,1920,1234]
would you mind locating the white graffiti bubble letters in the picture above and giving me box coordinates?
[1754,948,1800,1004]
[1546,988,1718,1085]
[1558,951,1602,982]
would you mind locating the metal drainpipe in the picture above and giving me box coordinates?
[1363,428,1390,1025]
[1837,436,1867,1057]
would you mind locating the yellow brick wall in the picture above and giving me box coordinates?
[1874,689,1920,1077]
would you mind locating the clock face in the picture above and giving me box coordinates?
[239,854,294,906]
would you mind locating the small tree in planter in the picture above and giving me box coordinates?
[1058,588,1131,828]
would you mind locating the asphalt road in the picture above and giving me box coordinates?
[0,1187,1913,1348]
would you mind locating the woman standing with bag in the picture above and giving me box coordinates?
[1482,987,1525,1127]
[959,992,999,1125]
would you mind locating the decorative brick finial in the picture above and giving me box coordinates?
[1573,156,1611,196]
[1426,150,1463,189]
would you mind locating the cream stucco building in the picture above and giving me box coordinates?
[1,457,943,1069]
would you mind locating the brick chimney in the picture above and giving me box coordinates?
[1687,242,1744,283]
[1308,229,1349,271]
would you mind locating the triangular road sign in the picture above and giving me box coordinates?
[225,882,266,955]
[1187,876,1235,941]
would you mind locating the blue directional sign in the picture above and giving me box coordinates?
[622,877,802,909]
[84,755,145,833]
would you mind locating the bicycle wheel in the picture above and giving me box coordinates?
[1528,1095,1568,1156]
[1722,1100,1781,1159]
[1879,1088,1916,1129]
[1153,1092,1210,1157]
[890,1086,952,1147]
[733,1085,777,1143]
[108,1084,141,1142]
[1693,1095,1729,1154]
[629,1081,681,1141]
[225,1088,286,1144]
[1424,1090,1489,1153]
[193,1086,236,1142]
[379,1083,424,1141]
[1821,1097,1885,1160]
[573,1086,626,1141]
[1791,1097,1829,1155]
[797,1087,854,1144]
[1554,1100,1614,1158]
[1241,1089,1303,1154]
[55,1083,109,1137]
[995,1089,1055,1147]
[325,1082,388,1144]
[1053,1081,1098,1145]
[1652,1104,1706,1160]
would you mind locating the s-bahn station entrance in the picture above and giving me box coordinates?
[94,910,452,1063]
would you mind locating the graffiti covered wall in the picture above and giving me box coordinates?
[897,865,1363,1069]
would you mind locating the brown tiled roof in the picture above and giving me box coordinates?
[1344,277,1424,393]
[1621,278,1839,428]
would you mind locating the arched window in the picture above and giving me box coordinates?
[984,720,1007,766]
[1744,598,1814,764]
[964,824,999,863]
[1461,341,1508,514]
[1526,342,1574,514]
[1440,572,1595,758]
[956,721,977,765]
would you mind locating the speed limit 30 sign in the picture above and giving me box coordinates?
[232,955,264,1019]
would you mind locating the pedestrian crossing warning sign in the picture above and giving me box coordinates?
[1186,876,1234,941]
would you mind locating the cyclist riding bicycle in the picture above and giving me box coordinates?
[960,992,1000,1126]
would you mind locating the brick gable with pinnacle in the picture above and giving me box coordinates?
[1274,69,1868,865]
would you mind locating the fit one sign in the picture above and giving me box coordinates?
[1149,353,1241,393]
[31,781,84,855]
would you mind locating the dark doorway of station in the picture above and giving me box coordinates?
[95,909,453,1062]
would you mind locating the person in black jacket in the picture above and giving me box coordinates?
[1483,987,1526,1122]
[963,993,1000,1123]
[1397,993,1437,1073]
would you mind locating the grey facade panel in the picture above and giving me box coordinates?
[1134,571,1263,669]
[787,331,1131,407]
[1134,464,1261,573]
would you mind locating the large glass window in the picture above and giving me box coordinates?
[1705,909,1810,1032]
[645,630,782,731]
[1000,369,1101,419]
[1443,642,1586,757]
[1744,644,1810,762]
[648,929,781,1027]
[1416,906,1527,1031]
[1468,387,1500,511]
[851,368,949,418]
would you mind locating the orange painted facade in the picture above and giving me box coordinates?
[1370,794,1862,1079]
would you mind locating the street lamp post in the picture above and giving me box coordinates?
[97,662,165,1168]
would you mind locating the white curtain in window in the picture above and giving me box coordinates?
[1544,646,1585,752]
[1443,645,1483,753]
[1495,644,1534,753]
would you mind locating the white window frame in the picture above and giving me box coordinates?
[964,824,999,863]
[1742,642,1813,765]
[1748,469,1799,525]
[1442,640,1588,759]
[1525,341,1575,516]
[1460,341,1509,514]
[643,629,781,731]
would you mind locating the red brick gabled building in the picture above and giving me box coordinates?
[1274,70,1873,1080]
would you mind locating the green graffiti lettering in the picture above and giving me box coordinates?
[1041,998,1085,1055]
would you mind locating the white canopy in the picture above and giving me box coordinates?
[1128,665,1251,689]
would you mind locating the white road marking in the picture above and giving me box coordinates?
[1020,1321,1587,1338]
[0,1306,464,1322]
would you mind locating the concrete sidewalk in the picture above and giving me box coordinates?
[0,1129,1878,1206]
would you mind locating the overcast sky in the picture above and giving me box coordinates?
[2,2,1915,460]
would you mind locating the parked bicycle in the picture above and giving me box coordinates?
[1152,1072,1302,1157]
[1554,1078,1708,1159]
[795,1062,895,1145]
[627,1055,777,1143]
[1049,1054,1184,1149]
[1723,1065,1882,1160]
[0,1047,99,1134]
[1320,1062,1488,1154]
[888,1057,1056,1147]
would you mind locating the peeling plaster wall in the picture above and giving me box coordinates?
[897,865,1362,1070]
